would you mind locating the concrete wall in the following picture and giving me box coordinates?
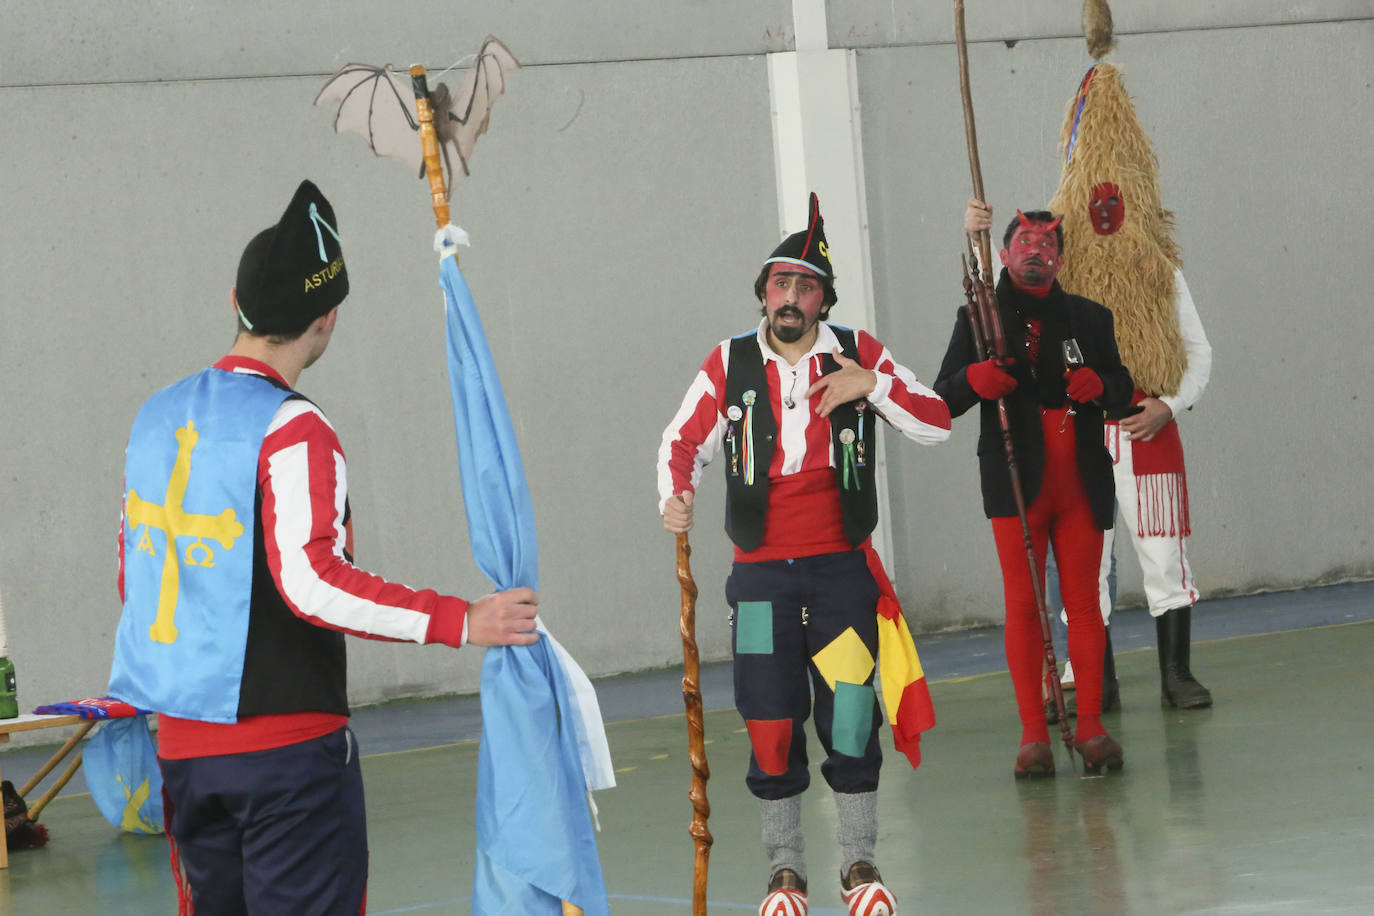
[828,0,1371,46]
[2,2,1370,738]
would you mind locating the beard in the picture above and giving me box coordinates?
[768,305,812,343]
[1008,258,1057,290]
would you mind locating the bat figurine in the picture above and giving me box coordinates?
[315,36,519,197]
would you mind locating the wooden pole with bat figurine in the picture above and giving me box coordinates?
[409,57,587,916]
[410,65,452,233]
[320,44,595,913]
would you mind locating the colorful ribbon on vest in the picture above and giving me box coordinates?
[742,389,757,485]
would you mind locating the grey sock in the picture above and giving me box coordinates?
[760,795,806,882]
[834,789,878,875]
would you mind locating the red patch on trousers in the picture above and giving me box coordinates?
[745,719,793,776]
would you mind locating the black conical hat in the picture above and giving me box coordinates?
[762,192,832,278]
[235,179,349,335]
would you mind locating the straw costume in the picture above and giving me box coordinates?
[1045,1,1213,710]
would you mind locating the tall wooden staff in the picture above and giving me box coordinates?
[953,2,1074,761]
[676,531,712,915]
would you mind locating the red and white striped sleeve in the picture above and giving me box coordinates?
[657,341,729,513]
[258,399,470,648]
[855,330,952,444]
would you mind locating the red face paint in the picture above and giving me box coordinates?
[764,262,824,345]
[1001,212,1063,295]
[1089,182,1125,235]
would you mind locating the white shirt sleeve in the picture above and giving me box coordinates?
[1159,270,1212,416]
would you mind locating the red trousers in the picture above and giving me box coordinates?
[990,407,1106,745]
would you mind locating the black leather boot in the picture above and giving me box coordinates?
[1102,628,1120,712]
[1156,606,1213,708]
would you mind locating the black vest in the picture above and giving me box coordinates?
[723,327,878,551]
[236,388,350,718]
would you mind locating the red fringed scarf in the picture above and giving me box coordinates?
[1122,391,1189,538]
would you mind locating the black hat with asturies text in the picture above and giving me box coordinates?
[235,180,349,335]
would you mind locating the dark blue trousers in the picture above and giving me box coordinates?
[159,726,367,915]
[726,550,883,799]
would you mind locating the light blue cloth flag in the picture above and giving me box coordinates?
[84,716,164,835]
[438,245,611,915]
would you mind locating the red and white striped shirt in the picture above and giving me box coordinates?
[658,321,950,560]
[121,356,470,757]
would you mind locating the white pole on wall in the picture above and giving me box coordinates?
[766,1,896,573]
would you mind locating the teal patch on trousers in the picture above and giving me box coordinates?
[735,601,774,654]
[831,681,876,757]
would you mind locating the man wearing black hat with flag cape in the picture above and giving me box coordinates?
[109,180,541,914]
[658,193,951,916]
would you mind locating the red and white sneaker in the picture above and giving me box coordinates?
[840,862,896,916]
[759,868,808,916]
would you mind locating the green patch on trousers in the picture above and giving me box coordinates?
[831,681,876,757]
[735,601,773,654]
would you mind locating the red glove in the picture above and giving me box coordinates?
[967,359,1017,400]
[1065,367,1104,403]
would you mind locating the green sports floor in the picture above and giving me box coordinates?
[2,582,1371,914]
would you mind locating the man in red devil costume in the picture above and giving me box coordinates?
[934,210,1132,776]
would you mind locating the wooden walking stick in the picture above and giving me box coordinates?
[954,0,1074,763]
[677,531,712,915]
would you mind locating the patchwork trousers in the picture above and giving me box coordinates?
[726,550,883,799]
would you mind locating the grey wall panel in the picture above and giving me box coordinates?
[860,20,1374,628]
[2,0,794,86]
[0,53,776,725]
[828,0,1372,48]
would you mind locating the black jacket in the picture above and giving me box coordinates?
[933,273,1132,529]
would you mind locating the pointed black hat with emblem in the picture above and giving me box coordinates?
[235,179,349,336]
[762,192,833,278]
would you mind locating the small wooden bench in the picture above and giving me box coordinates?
[0,714,95,869]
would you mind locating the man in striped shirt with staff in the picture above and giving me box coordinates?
[658,193,950,916]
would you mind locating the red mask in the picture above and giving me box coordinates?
[1000,211,1063,295]
[1089,182,1124,235]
